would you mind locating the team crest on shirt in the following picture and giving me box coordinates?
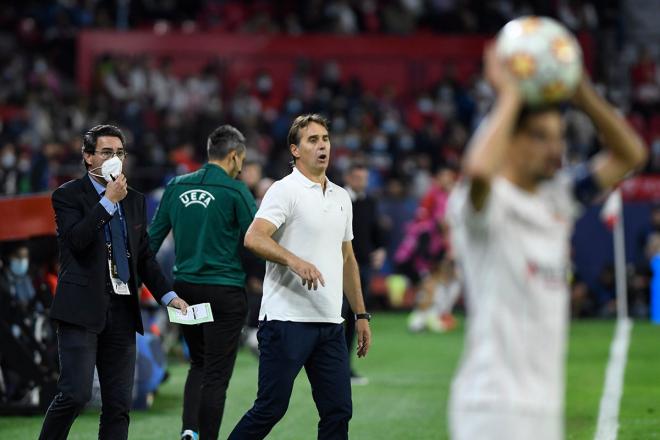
[179,189,215,208]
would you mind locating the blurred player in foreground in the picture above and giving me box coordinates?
[447,45,647,440]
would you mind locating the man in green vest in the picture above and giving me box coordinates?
[149,125,257,440]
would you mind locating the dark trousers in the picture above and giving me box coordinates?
[38,295,136,440]
[228,320,352,440]
[175,281,248,440]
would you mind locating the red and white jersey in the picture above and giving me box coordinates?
[447,173,581,415]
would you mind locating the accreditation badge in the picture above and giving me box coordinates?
[107,244,130,295]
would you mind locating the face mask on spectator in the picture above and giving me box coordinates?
[399,134,415,151]
[89,156,123,182]
[332,116,347,133]
[18,157,30,173]
[286,98,302,114]
[10,257,29,277]
[382,117,400,134]
[256,75,273,94]
[2,153,16,168]
[372,135,388,151]
[345,134,361,150]
[417,97,434,113]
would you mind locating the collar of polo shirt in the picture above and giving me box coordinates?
[291,166,334,191]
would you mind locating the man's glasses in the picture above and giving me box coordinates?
[93,150,127,160]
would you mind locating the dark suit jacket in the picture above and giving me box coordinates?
[49,175,171,334]
[351,194,385,266]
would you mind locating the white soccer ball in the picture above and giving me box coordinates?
[495,16,583,106]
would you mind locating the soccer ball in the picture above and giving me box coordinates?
[495,16,583,106]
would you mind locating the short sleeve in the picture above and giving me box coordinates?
[551,169,590,221]
[255,180,290,229]
[343,193,354,241]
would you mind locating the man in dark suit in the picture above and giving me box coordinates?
[342,162,386,385]
[38,124,188,440]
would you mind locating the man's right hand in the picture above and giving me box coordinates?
[105,174,128,203]
[483,42,521,100]
[289,257,325,290]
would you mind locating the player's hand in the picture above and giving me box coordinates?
[105,173,128,203]
[356,319,371,358]
[483,42,521,99]
[168,297,189,315]
[571,74,596,108]
[290,257,325,291]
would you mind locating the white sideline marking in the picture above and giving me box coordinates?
[594,318,633,440]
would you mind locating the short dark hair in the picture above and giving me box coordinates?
[82,124,126,169]
[287,114,329,164]
[287,114,329,146]
[1,240,28,264]
[82,124,126,154]
[207,125,246,161]
[514,105,563,133]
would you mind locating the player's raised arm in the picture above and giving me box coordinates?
[463,44,523,210]
[572,77,648,191]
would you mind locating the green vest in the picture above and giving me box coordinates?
[149,163,257,286]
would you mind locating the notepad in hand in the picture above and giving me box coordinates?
[167,303,214,325]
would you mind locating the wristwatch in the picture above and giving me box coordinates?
[355,313,371,321]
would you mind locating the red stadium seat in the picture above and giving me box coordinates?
[626,113,647,140]
[649,114,660,139]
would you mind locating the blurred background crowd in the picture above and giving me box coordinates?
[1,0,659,197]
[1,0,659,412]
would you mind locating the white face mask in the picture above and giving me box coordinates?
[2,153,16,168]
[90,156,123,182]
[10,257,29,277]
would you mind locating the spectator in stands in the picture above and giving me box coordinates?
[569,271,593,318]
[629,267,651,319]
[593,264,616,317]
[394,166,456,286]
[630,46,659,120]
[0,142,21,195]
[0,241,57,409]
[0,242,39,311]
[557,0,599,31]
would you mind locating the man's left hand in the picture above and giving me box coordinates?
[356,319,371,358]
[168,297,189,315]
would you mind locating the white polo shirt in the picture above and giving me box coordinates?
[256,166,353,323]
[447,173,580,418]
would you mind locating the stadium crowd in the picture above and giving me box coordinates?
[1,0,658,195]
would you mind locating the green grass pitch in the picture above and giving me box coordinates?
[1,313,658,439]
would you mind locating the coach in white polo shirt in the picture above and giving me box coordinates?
[228,114,372,440]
